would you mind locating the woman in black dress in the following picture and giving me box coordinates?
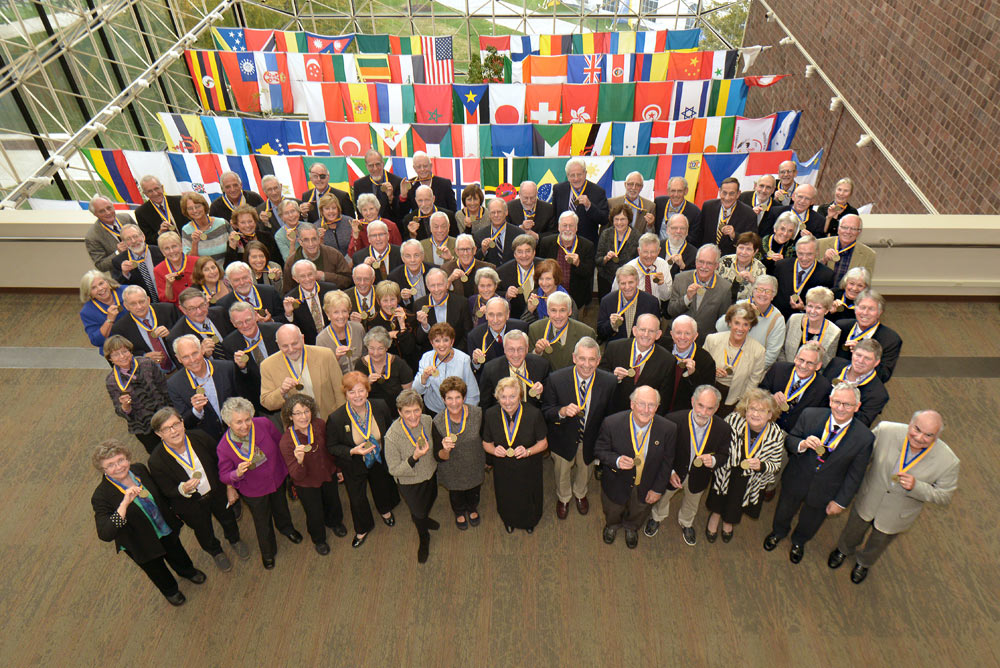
[482,376,548,534]
[103,335,170,454]
[367,280,418,368]
[354,326,414,420]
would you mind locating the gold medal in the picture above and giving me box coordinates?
[544,345,553,354]
[211,335,221,343]
[815,445,827,455]
[891,473,900,483]
[779,399,790,412]
[653,273,663,285]
[633,457,643,468]
[302,444,312,453]
[528,387,540,398]
[420,305,430,314]
[138,487,150,498]
[430,368,439,377]
[295,383,304,390]
[195,387,206,395]
[488,240,496,249]
[692,458,704,468]
[359,311,369,320]
[740,459,751,470]
[610,253,619,263]
[833,300,845,312]
[831,252,841,262]
[475,309,484,318]
[626,369,636,377]
[676,359,687,367]
[696,287,706,296]
[289,298,301,307]
[460,274,468,283]
[505,447,515,457]
[192,471,203,479]
[724,366,734,376]
[521,285,531,299]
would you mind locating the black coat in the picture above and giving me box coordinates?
[759,362,833,433]
[401,176,457,214]
[651,197,701,244]
[551,180,609,244]
[594,411,677,504]
[822,358,890,427]
[696,199,758,254]
[595,289,661,343]
[165,308,234,358]
[400,207,458,241]
[507,199,556,237]
[473,222,522,267]
[352,245,402,283]
[659,334,718,413]
[92,463,183,564]
[215,284,285,323]
[768,205,824,238]
[495,258,540,318]
[111,246,165,300]
[208,190,263,220]
[412,293,473,353]
[540,367,616,463]
[536,234,596,310]
[300,186,355,222]
[466,320,530,372]
[326,398,394,477]
[832,318,902,384]
[134,195,188,245]
[220,322,281,414]
[599,340,675,415]
[353,171,406,222]
[283,281,338,345]
[479,353,551,411]
[109,304,179,360]
[773,258,835,318]
[147,430,227,532]
[166,359,242,441]
[665,410,732,494]
[387,263,436,309]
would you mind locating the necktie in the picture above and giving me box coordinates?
[831,424,841,435]
[309,295,324,331]
[249,339,264,365]
[496,333,503,347]
[715,223,723,244]
[644,273,652,294]
[360,297,369,314]
[143,318,172,371]
[790,376,802,393]
[136,259,158,302]
[797,268,806,286]
[578,380,588,432]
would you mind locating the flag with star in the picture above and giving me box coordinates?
[670,80,710,121]
[304,32,355,54]
[481,157,527,199]
[490,125,533,157]
[370,124,413,157]
[375,83,416,123]
[218,51,261,112]
[243,119,289,155]
[452,84,489,123]
[526,159,564,202]
[411,124,453,157]
[413,84,454,123]
[421,36,454,84]
[212,27,245,51]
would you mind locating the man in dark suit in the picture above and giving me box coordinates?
[281,260,338,345]
[209,171,263,220]
[480,330,550,411]
[135,175,188,245]
[661,315,717,413]
[823,339,890,427]
[413,268,473,353]
[166,288,233,359]
[222,302,281,415]
[351,221,401,283]
[541,337,617,521]
[353,149,405,223]
[300,162,355,223]
[696,177,757,254]
[388,240,435,309]
[593,385,677,548]
[537,210,596,310]
[255,175,287,231]
[647,385,731,544]
[767,184,822,238]
[507,181,555,239]
[474,198,522,267]
[833,290,901,384]
[551,158,609,244]
[112,224,165,301]
[217,262,285,323]
[495,234,540,319]
[760,341,833,432]
[442,234,493,299]
[596,265,661,343]
[112,285,179,371]
[600,313,674,414]
[739,174,777,232]
[346,264,378,322]
[467,296,529,374]
[400,185,458,240]
[646,177,701,243]
[764,384,874,564]
[168,334,244,441]
[399,151,457,213]
[662,213,698,277]
[774,236,834,318]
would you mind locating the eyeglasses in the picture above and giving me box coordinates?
[746,406,769,415]
[839,226,860,232]
[159,421,184,432]
[831,400,857,408]
[291,410,311,418]
[310,173,329,180]
[632,401,658,410]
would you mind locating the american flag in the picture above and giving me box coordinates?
[421,36,454,85]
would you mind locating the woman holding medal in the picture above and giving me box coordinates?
[704,304,767,417]
[468,267,501,327]
[349,193,403,255]
[367,280,418,368]
[482,376,548,534]
[316,290,366,375]
[354,327,414,420]
[596,205,640,298]
[522,259,575,324]
[180,192,228,262]
[216,397,302,570]
[816,178,858,236]
[278,394,347,555]
[432,376,485,530]
[705,389,785,542]
[92,439,206,606]
[274,199,305,261]
[317,193,354,256]
[831,266,870,317]
[244,240,284,288]
[191,256,230,304]
[718,232,766,303]
[79,269,127,353]
[760,212,799,274]
[781,286,841,366]
[384,390,439,563]
[104,335,170,454]
[455,184,487,233]
[154,231,198,304]
[412,323,480,414]
[327,371,400,548]
[224,205,280,268]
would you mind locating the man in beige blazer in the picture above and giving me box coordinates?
[260,324,346,420]
[817,214,876,284]
[420,211,457,266]
[827,410,958,584]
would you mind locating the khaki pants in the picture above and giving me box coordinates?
[553,445,593,503]
[650,477,703,527]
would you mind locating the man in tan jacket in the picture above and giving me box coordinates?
[260,324,345,420]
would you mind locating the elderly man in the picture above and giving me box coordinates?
[662,315,717,412]
[400,151,457,212]
[280,223,352,293]
[600,313,673,413]
[695,177,757,254]
[351,220,401,282]
[480,329,550,410]
[281,259,337,344]
[134,175,187,244]
[773,160,798,207]
[467,295,529,372]
[346,263,377,321]
[552,157,610,244]
[442,233,493,298]
[649,178,701,245]
[507,180,555,238]
[616,232,672,305]
[529,291,596,370]
[537,211,596,310]
[594,385,677,548]
[167,288,232,357]
[85,195,135,271]
[817,214,876,286]
[259,324,345,419]
[597,265,660,343]
[401,185,458,241]
[474,198,521,266]
[414,268,473,350]
[764,383,874,565]
[111,223,165,301]
[496,233,540,317]
[769,183,821,238]
[209,171,263,219]
[222,301,281,414]
[739,174,777,228]
[217,261,284,322]
[387,239,434,308]
[420,211,457,266]
[760,341,832,432]
[608,171,655,231]
[774,235,835,318]
[352,149,405,222]
[667,244,733,344]
[542,337,617,520]
[833,289,901,383]
[300,162,354,223]
[167,333,242,440]
[662,214,697,278]
[823,339,889,427]
[255,175,288,230]
[714,275,786,368]
[647,385,731,544]
[828,410,958,584]
[110,285,178,371]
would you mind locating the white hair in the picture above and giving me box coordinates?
[564,157,586,176]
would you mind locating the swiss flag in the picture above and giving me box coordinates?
[327,122,372,156]
[633,81,673,122]
[561,83,599,124]
[649,120,692,155]
[525,84,562,124]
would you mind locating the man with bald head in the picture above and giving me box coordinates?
[773,160,798,207]
[85,195,136,271]
[441,233,493,298]
[650,177,702,245]
[401,184,458,241]
[507,180,555,238]
[399,151,457,213]
[667,244,733,344]
[662,315,717,412]
[467,296,529,372]
[352,149,405,222]
[816,214,876,286]
[608,171,655,231]
[739,174,777,230]
[209,171,263,219]
[828,410,959,584]
[134,175,188,244]
[600,313,673,414]
[768,183,821,238]
[259,323,345,419]
[551,157,610,244]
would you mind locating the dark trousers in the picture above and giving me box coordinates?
[344,462,400,535]
[448,486,481,515]
[134,431,161,455]
[601,487,651,531]
[186,490,241,555]
[241,489,295,559]
[131,530,197,597]
[771,490,828,544]
[398,476,438,536]
[837,506,898,567]
[296,480,344,544]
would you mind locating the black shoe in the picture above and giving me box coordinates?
[721,529,734,543]
[789,542,804,564]
[165,591,186,606]
[184,569,207,584]
[468,512,481,527]
[850,563,869,584]
[706,526,718,543]
[505,525,515,534]
[330,524,348,538]
[232,500,242,521]
[417,535,430,563]
[425,518,440,531]
[262,557,275,570]
[456,514,469,530]
[603,526,617,544]
[625,529,638,549]
[352,533,368,549]
[525,527,533,534]
[828,548,847,569]
[314,542,330,556]
[382,513,395,527]
[282,529,303,544]
[681,527,697,546]
[643,519,660,538]
[763,532,782,551]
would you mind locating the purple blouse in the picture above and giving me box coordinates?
[216,417,288,497]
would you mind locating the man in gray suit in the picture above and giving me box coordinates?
[84,195,135,271]
[827,410,959,584]
[667,244,733,344]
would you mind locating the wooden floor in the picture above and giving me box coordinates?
[1,294,998,666]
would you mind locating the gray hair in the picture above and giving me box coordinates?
[120,223,143,236]
[615,264,639,281]
[79,269,118,303]
[429,210,450,226]
[425,267,447,283]
[547,291,572,310]
[171,333,201,355]
[638,232,660,249]
[139,174,161,189]
[487,197,508,212]
[774,211,799,232]
[475,267,500,285]
[485,295,510,313]
[503,329,528,346]
[753,274,778,291]
[357,193,380,211]
[855,289,886,313]
[224,261,252,281]
[228,301,256,317]
[121,284,147,300]
[830,382,861,404]
[278,198,300,215]
[220,170,242,185]
[671,314,698,334]
[400,239,423,254]
[367,220,388,235]
[696,243,721,262]
[910,409,945,435]
[261,174,280,188]
[512,233,536,250]
[455,233,475,248]
[840,266,870,289]
[352,262,376,279]
[573,335,600,355]
[558,210,579,226]
[667,176,688,189]
[629,385,661,405]
[797,341,824,358]
[412,151,431,165]
[564,157,586,175]
[795,235,818,252]
[692,384,722,405]
[414,184,434,199]
[88,195,113,214]
[363,326,391,349]
[220,396,255,425]
[626,171,644,184]
[291,259,317,276]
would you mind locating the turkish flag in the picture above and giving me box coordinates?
[327,122,372,156]
[525,84,563,124]
[633,81,673,122]
[560,83,599,124]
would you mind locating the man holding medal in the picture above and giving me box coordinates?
[506,180,555,239]
[480,329,549,410]
[260,324,345,420]
[496,233,541,318]
[597,265,660,344]
[84,195,135,272]
[816,214,876,285]
[223,302,281,415]
[695,178,757,254]
[600,313,672,414]
[667,244,732,345]
[110,285,177,371]
[774,235,834,318]
[134,175,187,244]
[352,149,405,223]
[661,315,717,412]
[770,183,822,239]
[442,233,493,299]
[551,157,609,244]
[537,211,596,311]
[607,171,655,232]
[474,198,521,267]
[650,177,702,245]
[833,289,902,383]
[300,162,355,223]
[772,160,798,207]
[466,296,529,376]
[764,383,874,564]
[166,288,232,358]
[208,171,263,220]
[167,334,242,441]
[828,411,958,584]
[738,174,776,230]
[759,342,832,432]
[111,224,164,301]
[823,338,889,427]
[529,291,595,370]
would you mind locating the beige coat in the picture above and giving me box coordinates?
[260,344,346,419]
[704,332,767,406]
[817,236,876,278]
[780,314,842,366]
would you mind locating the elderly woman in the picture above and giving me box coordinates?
[225,204,279,267]
[368,279,418,367]
[832,266,870,317]
[782,286,842,366]
[705,388,785,541]
[104,335,170,453]
[432,376,486,529]
[469,266,500,327]
[817,177,859,236]
[80,269,127,353]
[384,389,439,563]
[354,327,414,420]
[704,304,768,416]
[278,393,347,555]
[455,184,486,233]
[718,232,766,303]
[760,211,799,273]
[147,407,248,570]
[274,198,304,260]
[523,259,573,323]
[327,371,400,548]
[317,193,353,256]
[191,256,230,304]
[349,192,403,255]
[482,376,548,534]
[154,231,198,304]
[596,204,640,297]
[244,240,284,287]
[216,397,302,569]
[316,290,366,375]
[92,439,205,606]
[180,192,228,262]
[412,323,480,414]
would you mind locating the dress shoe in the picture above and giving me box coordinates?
[351,533,368,549]
[828,548,847,569]
[425,518,440,531]
[850,563,869,584]
[556,500,569,520]
[165,591,186,607]
[382,513,395,527]
[706,526,718,543]
[230,540,250,560]
[456,514,468,530]
[184,569,207,584]
[525,527,534,534]
[468,512,481,527]
[231,500,242,520]
[762,489,776,502]
[721,529,734,543]
[789,542,805,564]
[262,557,275,570]
[213,552,233,572]
[282,529,304,544]
[417,536,430,563]
[763,532,782,551]
[644,519,660,538]
[681,527,696,546]
[575,496,590,515]
[314,542,330,556]
[625,529,638,549]
[505,525,515,534]
[603,526,617,544]
[330,524,348,538]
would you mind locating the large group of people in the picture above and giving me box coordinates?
[84,152,959,606]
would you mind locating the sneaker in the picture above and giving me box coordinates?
[681,526,697,546]
[213,552,233,572]
[643,518,660,537]
[230,540,250,560]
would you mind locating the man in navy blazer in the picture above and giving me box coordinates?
[773,236,834,318]
[221,302,282,415]
[168,334,245,441]
[480,330,551,412]
[111,286,179,371]
[595,265,661,343]
[466,296,529,374]
[473,198,522,266]
[694,178,757,254]
[166,288,233,360]
[550,158,609,244]
[759,342,832,432]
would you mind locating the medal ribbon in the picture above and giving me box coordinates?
[327,323,352,348]
[364,354,392,380]
[821,417,850,452]
[221,192,243,212]
[184,316,214,337]
[615,289,638,317]
[544,319,568,346]
[897,436,934,476]
[791,261,817,294]
[91,290,122,316]
[673,342,697,361]
[165,254,188,275]
[570,182,586,204]
[401,418,428,450]
[573,369,593,410]
[613,227,631,255]
[630,341,651,370]
[100,221,122,240]
[282,348,307,384]
[502,405,522,447]
[630,414,651,484]
[127,247,147,264]
[517,264,532,288]
[290,422,314,449]
[510,365,534,389]
[695,273,717,290]
[749,297,773,318]
[348,402,375,442]
[105,471,147,495]
[113,358,139,392]
[836,365,876,387]
[743,422,766,459]
[753,193,772,212]
[846,321,880,344]
[725,342,745,369]
[625,197,643,213]
[446,406,469,438]
[801,317,829,345]
[130,309,158,332]
[666,239,687,258]
[835,238,857,255]
[164,437,196,472]
[226,424,257,462]
[558,236,578,256]
[488,225,505,246]
[783,371,816,404]
[185,359,215,390]
[235,285,263,309]
[688,412,712,457]
[154,201,172,225]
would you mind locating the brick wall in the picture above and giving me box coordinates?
[741,0,1000,215]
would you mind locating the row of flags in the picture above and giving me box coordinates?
[158,111,801,160]
[478,30,702,57]
[517,50,740,84]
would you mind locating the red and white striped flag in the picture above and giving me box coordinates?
[421,36,454,85]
